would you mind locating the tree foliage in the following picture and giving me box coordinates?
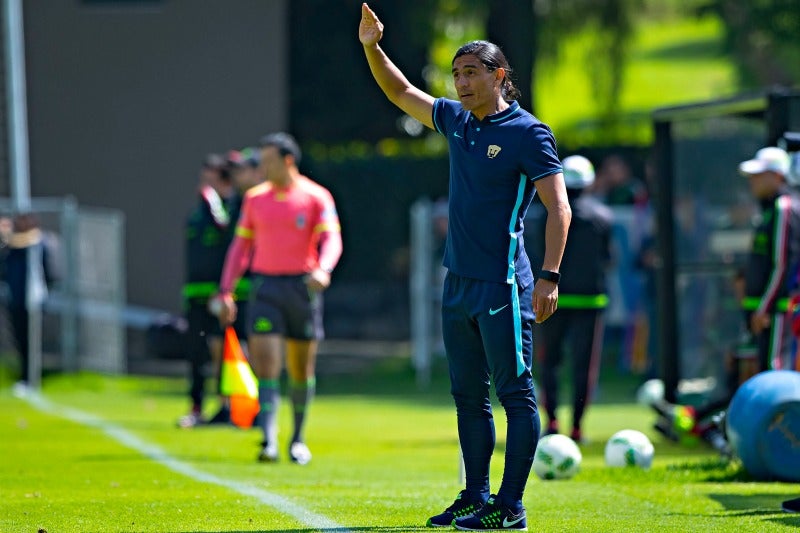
[535,0,644,133]
[704,0,800,87]
[288,0,800,152]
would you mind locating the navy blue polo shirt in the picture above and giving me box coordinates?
[432,98,562,288]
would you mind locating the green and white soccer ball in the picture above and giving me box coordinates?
[604,429,655,469]
[533,434,582,480]
[635,378,665,406]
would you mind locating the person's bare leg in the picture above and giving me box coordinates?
[249,334,284,461]
[285,339,317,464]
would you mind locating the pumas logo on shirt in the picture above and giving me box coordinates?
[487,144,502,158]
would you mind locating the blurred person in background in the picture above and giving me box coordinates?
[589,154,647,206]
[227,147,263,200]
[0,213,54,392]
[738,147,800,374]
[526,155,613,444]
[214,132,343,465]
[360,4,570,530]
[178,153,252,428]
[653,146,800,456]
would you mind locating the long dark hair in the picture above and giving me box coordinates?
[453,40,520,101]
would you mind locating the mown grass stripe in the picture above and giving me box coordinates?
[24,391,352,532]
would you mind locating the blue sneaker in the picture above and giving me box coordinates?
[453,495,527,531]
[426,490,484,527]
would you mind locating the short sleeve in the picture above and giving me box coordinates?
[521,125,562,181]
[432,98,461,137]
[315,189,341,233]
[235,192,255,239]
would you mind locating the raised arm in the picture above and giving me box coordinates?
[359,3,435,130]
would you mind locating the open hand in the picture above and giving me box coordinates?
[359,3,383,46]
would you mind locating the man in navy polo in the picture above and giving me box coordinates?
[360,4,571,531]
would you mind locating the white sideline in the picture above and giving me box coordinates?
[24,392,351,532]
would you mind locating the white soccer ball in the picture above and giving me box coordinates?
[533,434,582,480]
[635,378,665,406]
[604,429,655,469]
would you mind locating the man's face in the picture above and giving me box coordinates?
[746,171,782,199]
[452,54,502,117]
[200,167,222,188]
[259,146,288,182]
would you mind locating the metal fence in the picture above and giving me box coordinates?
[0,196,125,385]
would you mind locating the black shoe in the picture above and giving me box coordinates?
[700,426,732,458]
[453,495,526,531]
[695,411,732,458]
[426,490,484,528]
[206,406,231,425]
[782,497,800,513]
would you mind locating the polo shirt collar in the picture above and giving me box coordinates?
[472,100,520,125]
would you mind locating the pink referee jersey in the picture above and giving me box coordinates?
[236,176,341,275]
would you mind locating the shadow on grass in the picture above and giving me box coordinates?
[707,492,800,528]
[666,457,754,482]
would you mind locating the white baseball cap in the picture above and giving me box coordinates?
[562,155,595,189]
[739,147,790,177]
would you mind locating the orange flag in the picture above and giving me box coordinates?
[220,327,260,428]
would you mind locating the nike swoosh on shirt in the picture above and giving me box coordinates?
[503,515,525,527]
[489,304,508,315]
[453,132,463,138]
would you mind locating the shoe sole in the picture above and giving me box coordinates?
[454,526,528,531]
[425,519,452,527]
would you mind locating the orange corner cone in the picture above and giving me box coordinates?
[220,327,260,428]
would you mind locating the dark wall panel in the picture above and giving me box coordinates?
[24,0,288,313]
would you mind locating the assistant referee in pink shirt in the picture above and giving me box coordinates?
[215,132,343,465]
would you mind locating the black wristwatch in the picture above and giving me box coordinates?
[539,269,561,284]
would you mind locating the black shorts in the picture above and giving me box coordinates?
[248,274,324,340]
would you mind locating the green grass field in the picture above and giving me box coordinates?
[2,357,798,532]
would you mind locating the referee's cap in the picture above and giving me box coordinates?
[562,155,595,189]
[739,147,790,178]
[226,147,260,168]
